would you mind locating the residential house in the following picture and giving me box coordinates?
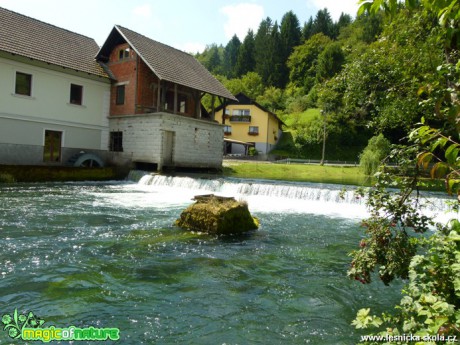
[215,93,284,157]
[0,7,111,166]
[0,7,236,170]
[96,25,236,170]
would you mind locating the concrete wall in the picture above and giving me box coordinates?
[108,113,224,169]
[0,56,110,165]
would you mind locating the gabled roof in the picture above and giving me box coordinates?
[0,7,108,78]
[96,25,236,101]
[216,92,285,125]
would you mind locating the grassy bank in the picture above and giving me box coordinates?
[222,161,446,190]
[223,161,374,186]
[0,165,126,183]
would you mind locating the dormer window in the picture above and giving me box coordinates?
[119,48,130,60]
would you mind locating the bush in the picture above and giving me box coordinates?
[0,173,15,183]
[248,147,258,156]
[359,134,391,175]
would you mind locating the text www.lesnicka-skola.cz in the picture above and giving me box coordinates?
[360,334,457,343]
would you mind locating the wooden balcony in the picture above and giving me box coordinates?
[229,115,251,123]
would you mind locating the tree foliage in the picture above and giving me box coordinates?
[349,0,460,342]
[287,33,332,93]
[359,134,391,175]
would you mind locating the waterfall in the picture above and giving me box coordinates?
[135,173,361,204]
[126,171,456,222]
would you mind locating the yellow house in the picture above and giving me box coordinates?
[215,93,284,156]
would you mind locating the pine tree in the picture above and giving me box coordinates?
[223,35,241,78]
[235,30,256,77]
[313,8,334,38]
[254,17,274,86]
[280,11,302,87]
[268,21,284,88]
[302,16,314,41]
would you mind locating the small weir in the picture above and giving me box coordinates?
[128,170,454,222]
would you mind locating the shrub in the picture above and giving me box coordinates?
[359,134,391,175]
[0,173,15,183]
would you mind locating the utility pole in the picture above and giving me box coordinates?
[320,109,326,165]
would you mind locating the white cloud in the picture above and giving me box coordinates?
[132,4,152,18]
[220,3,264,41]
[180,42,206,54]
[310,0,360,20]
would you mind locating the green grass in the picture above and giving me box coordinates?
[281,108,320,127]
[223,161,374,186]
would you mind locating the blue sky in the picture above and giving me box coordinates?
[0,0,360,53]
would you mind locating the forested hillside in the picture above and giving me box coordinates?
[195,6,448,160]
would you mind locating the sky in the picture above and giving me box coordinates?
[0,0,360,53]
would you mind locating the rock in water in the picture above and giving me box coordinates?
[175,194,259,235]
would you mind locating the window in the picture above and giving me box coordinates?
[43,130,62,162]
[249,126,259,135]
[15,72,32,96]
[232,109,250,116]
[230,109,251,122]
[70,84,83,105]
[119,48,130,60]
[116,85,125,105]
[109,131,123,152]
[224,125,232,135]
[178,94,187,113]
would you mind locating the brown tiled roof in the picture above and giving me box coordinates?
[216,92,285,125]
[0,7,108,78]
[97,25,236,100]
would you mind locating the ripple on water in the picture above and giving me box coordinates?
[0,182,408,345]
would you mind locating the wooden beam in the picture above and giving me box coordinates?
[173,84,178,114]
[157,78,161,111]
[195,91,201,119]
[211,95,216,121]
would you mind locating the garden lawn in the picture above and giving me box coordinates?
[223,161,373,186]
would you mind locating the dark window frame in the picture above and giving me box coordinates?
[70,84,83,105]
[116,85,125,105]
[109,131,123,152]
[15,72,32,96]
[248,126,259,135]
[118,48,130,60]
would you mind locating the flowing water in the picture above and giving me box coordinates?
[0,174,453,344]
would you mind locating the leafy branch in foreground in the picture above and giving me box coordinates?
[351,1,459,341]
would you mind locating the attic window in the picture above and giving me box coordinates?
[119,48,130,60]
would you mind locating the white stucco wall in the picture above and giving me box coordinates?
[0,56,111,164]
[109,113,224,169]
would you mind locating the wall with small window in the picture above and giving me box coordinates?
[0,56,110,126]
[108,113,223,169]
[0,56,111,165]
[107,43,138,116]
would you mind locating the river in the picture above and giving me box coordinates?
[0,174,452,344]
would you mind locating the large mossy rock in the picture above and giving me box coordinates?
[175,194,259,235]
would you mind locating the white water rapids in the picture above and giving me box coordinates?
[124,172,456,223]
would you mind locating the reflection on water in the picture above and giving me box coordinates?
[0,179,439,344]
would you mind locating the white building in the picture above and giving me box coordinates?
[0,7,111,166]
[0,8,235,170]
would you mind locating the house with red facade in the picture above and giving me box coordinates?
[96,25,236,170]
